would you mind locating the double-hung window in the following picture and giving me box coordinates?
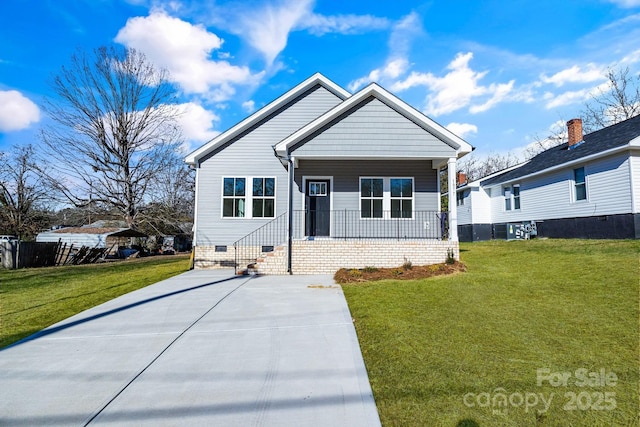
[574,167,586,201]
[390,178,413,218]
[360,178,383,218]
[223,177,275,218]
[252,178,275,217]
[504,184,521,211]
[360,177,414,219]
[223,178,245,217]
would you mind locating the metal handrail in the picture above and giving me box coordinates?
[233,212,288,273]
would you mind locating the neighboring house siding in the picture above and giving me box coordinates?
[631,152,640,213]
[490,153,632,224]
[290,97,457,158]
[457,189,472,225]
[195,86,344,246]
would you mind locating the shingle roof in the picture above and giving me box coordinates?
[482,114,640,186]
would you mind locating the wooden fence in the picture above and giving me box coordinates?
[0,241,114,269]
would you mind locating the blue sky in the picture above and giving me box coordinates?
[1,0,640,160]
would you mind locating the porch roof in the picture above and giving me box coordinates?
[274,83,473,161]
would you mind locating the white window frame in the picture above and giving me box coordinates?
[251,177,276,218]
[359,177,414,219]
[222,177,246,218]
[221,176,276,219]
[573,167,587,202]
[503,184,521,211]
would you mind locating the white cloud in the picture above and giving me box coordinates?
[174,102,220,143]
[606,0,640,8]
[348,58,409,92]
[544,88,591,109]
[205,0,389,66]
[391,52,514,116]
[347,13,421,91]
[302,13,389,36]
[115,10,259,99]
[539,64,604,87]
[446,122,478,139]
[242,100,256,113]
[0,90,40,132]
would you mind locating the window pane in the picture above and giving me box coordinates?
[235,178,245,196]
[264,199,275,217]
[402,200,412,218]
[373,199,383,218]
[391,199,400,216]
[372,179,383,197]
[253,178,263,196]
[513,186,520,197]
[236,198,245,217]
[361,179,371,197]
[253,200,264,217]
[265,178,275,197]
[224,178,234,196]
[576,184,586,201]
[361,199,372,218]
[574,167,585,184]
[223,199,234,217]
[390,179,401,197]
[391,179,412,197]
[514,197,520,210]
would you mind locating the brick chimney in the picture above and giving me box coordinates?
[457,172,467,186]
[567,118,583,148]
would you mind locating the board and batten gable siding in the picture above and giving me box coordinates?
[293,159,439,212]
[290,97,458,158]
[195,86,344,245]
[489,153,633,223]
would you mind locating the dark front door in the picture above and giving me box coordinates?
[305,180,330,237]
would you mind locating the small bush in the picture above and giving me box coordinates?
[402,258,413,270]
[446,248,456,264]
[363,266,379,273]
[391,268,403,276]
[348,269,362,277]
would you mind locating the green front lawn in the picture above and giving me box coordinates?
[342,239,639,426]
[0,255,191,348]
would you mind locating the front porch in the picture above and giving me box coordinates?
[227,209,458,274]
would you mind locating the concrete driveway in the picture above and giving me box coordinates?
[0,270,381,426]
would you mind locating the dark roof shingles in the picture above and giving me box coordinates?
[482,114,640,186]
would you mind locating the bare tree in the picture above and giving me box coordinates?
[41,46,183,229]
[0,145,53,239]
[581,66,640,133]
[138,152,195,235]
[457,152,521,182]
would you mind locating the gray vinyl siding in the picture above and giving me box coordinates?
[290,97,457,158]
[292,159,442,238]
[195,86,343,245]
[489,153,633,223]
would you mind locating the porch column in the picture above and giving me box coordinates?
[447,157,458,241]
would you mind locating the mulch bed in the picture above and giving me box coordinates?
[334,261,467,284]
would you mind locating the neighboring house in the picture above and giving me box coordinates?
[457,116,640,241]
[185,73,473,274]
[36,225,147,248]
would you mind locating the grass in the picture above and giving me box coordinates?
[342,239,639,426]
[0,255,191,348]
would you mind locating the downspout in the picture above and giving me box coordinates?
[287,155,294,274]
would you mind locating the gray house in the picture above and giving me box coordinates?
[457,116,640,241]
[185,73,472,273]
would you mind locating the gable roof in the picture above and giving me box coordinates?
[184,73,350,165]
[274,83,473,159]
[482,114,640,186]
